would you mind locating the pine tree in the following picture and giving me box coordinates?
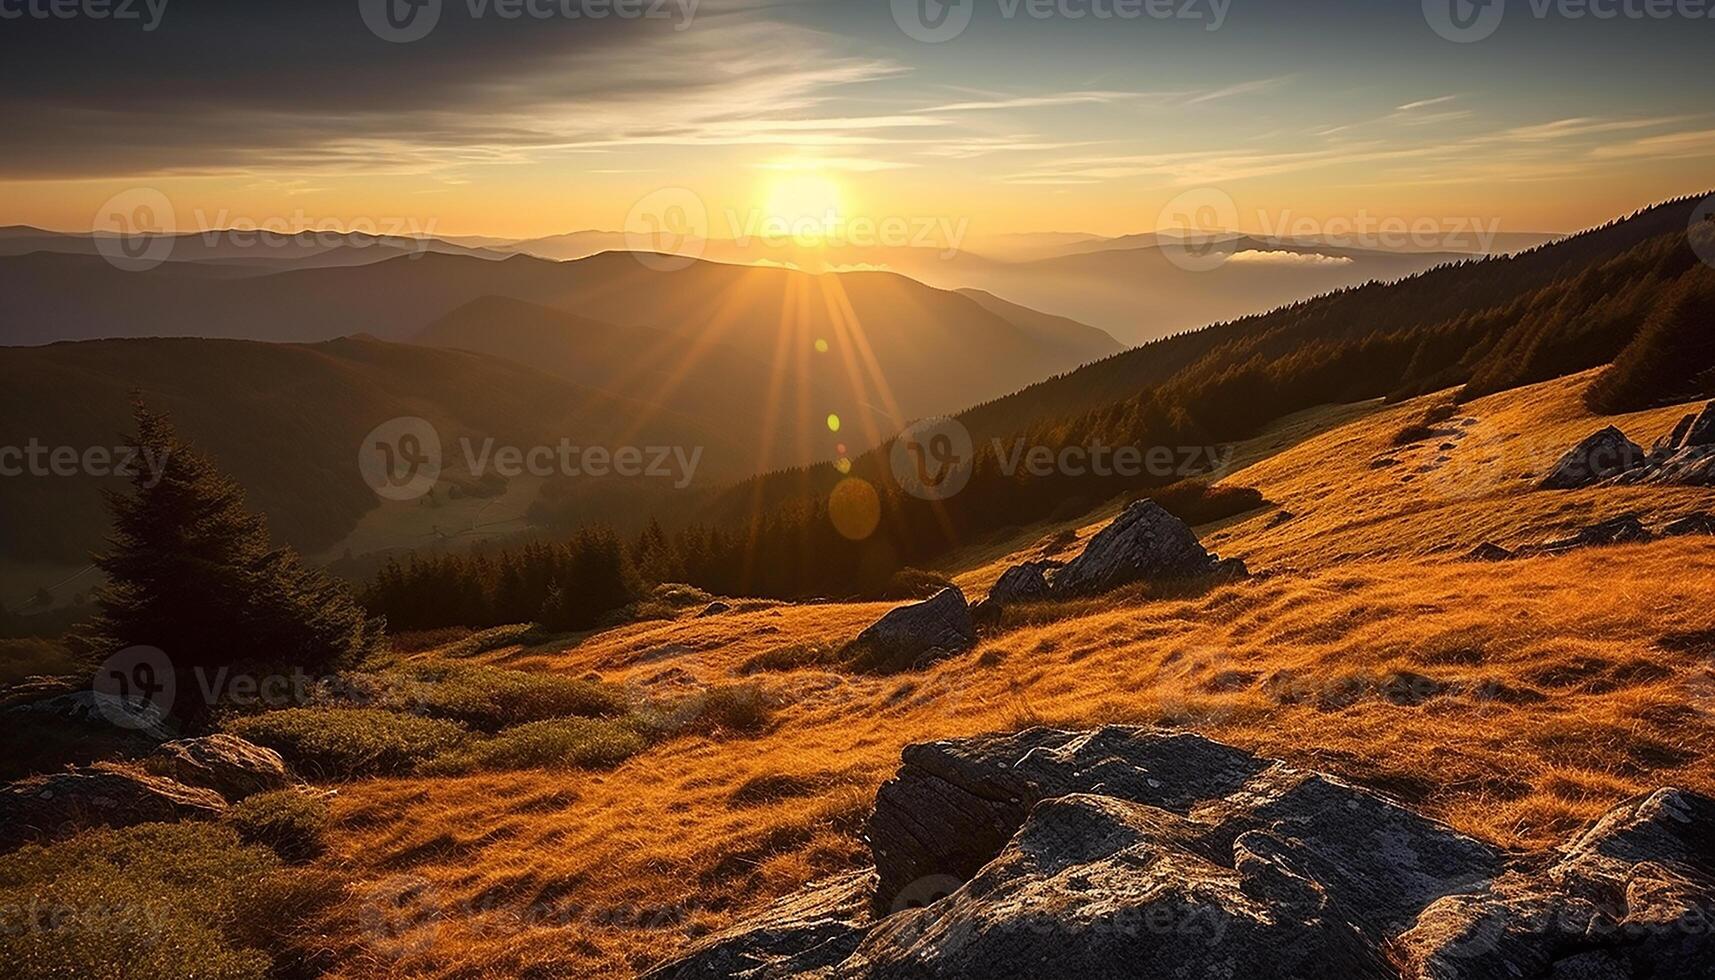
[74,401,382,728]
[1587,266,1715,412]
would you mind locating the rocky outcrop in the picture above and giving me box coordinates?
[1537,427,1646,490]
[846,588,977,675]
[1544,403,1715,490]
[647,871,878,979]
[649,728,1714,980]
[978,502,1244,621]
[1684,402,1715,449]
[1051,500,1228,596]
[1524,514,1654,555]
[1466,512,1710,562]
[0,764,227,852]
[1394,788,1715,979]
[4,689,175,739]
[142,734,290,801]
[970,561,1061,624]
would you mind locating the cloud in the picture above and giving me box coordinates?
[0,4,910,179]
[915,91,1149,113]
[1183,77,1292,106]
[1227,250,1354,267]
[1396,95,1459,112]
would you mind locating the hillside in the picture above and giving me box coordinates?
[686,193,1714,584]
[0,249,1120,454]
[476,229,1487,345]
[0,336,740,575]
[286,371,1715,978]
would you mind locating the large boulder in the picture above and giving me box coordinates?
[1047,500,1225,598]
[865,727,1270,910]
[844,793,1390,979]
[645,871,877,979]
[987,560,1060,605]
[1685,402,1715,448]
[970,560,1061,625]
[142,733,291,800]
[846,588,977,675]
[1394,788,1715,979]
[1538,427,1646,490]
[0,764,227,852]
[4,689,175,739]
[652,729,1714,980]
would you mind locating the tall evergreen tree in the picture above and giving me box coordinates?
[74,401,382,727]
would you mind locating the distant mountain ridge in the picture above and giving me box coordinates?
[0,248,1121,462]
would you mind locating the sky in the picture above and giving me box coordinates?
[1,0,1711,240]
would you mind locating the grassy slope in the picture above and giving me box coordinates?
[309,372,1715,979]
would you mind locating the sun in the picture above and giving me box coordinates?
[763,173,844,239]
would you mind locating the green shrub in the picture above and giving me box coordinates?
[639,683,776,736]
[738,644,839,675]
[337,664,627,732]
[225,708,469,778]
[438,623,539,659]
[226,790,330,863]
[424,717,649,774]
[1133,481,1267,526]
[0,823,282,980]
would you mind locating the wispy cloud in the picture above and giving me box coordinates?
[915,91,1146,113]
[1184,77,1293,106]
[1396,95,1459,112]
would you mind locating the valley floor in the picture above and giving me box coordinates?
[311,370,1715,978]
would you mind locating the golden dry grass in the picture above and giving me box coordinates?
[307,371,1715,979]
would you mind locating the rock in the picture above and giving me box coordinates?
[1395,788,1715,979]
[1467,542,1515,562]
[0,764,227,852]
[4,689,175,739]
[671,728,1608,979]
[1665,412,1698,451]
[141,734,290,800]
[845,588,976,675]
[986,561,1060,606]
[1537,427,1646,490]
[1662,512,1715,536]
[696,601,733,618]
[1637,445,1715,487]
[0,675,79,710]
[845,793,1389,979]
[1522,515,1654,556]
[1685,402,1715,447]
[644,871,876,979]
[1049,500,1225,597]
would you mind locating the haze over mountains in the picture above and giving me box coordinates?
[0,221,1555,347]
[400,224,1555,344]
[0,196,1689,599]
